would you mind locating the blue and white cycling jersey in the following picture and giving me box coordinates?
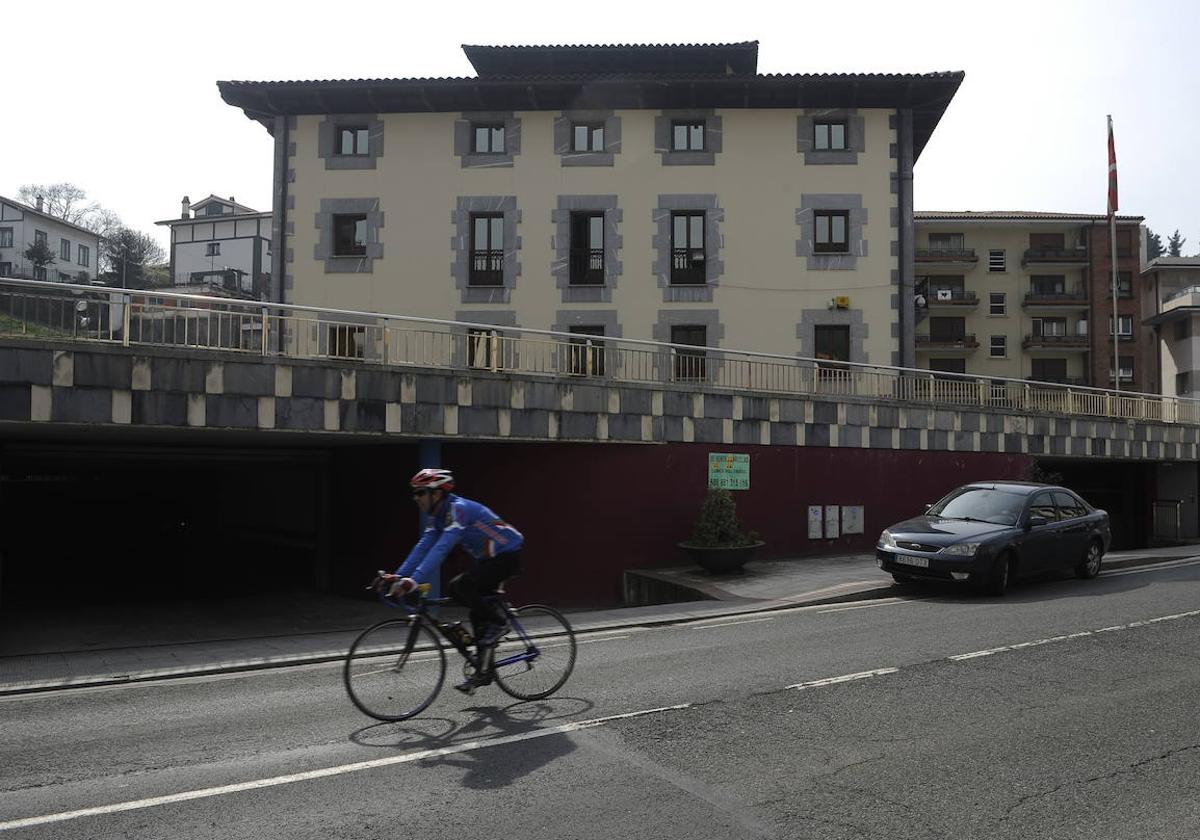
[395,494,524,584]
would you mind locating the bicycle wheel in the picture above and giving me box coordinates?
[492,605,576,701]
[343,618,446,721]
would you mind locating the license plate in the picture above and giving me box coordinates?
[895,555,930,568]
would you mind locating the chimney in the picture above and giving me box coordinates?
[181,195,191,219]
[35,194,44,212]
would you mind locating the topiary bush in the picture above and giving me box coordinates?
[686,488,761,548]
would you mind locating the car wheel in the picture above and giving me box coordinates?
[892,573,914,584]
[1075,540,1103,579]
[982,553,1012,597]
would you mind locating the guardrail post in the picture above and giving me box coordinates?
[121,293,131,347]
[489,331,499,373]
[261,307,269,356]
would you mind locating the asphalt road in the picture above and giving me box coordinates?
[3,558,1200,839]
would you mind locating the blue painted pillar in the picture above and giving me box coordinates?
[416,440,443,601]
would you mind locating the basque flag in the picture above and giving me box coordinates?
[1107,115,1119,216]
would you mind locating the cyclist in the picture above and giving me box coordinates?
[381,468,524,694]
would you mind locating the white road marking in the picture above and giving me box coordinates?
[947,609,1200,661]
[1102,557,1200,577]
[786,668,900,691]
[683,617,776,631]
[0,703,693,832]
[817,598,912,614]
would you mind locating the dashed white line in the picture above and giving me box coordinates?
[786,668,900,691]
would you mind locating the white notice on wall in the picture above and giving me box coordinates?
[807,506,824,540]
[841,505,865,535]
[824,505,840,539]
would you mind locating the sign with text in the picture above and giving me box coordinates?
[841,505,865,535]
[708,453,750,490]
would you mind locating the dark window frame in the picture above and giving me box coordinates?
[813,120,848,151]
[467,327,500,370]
[468,213,505,287]
[0,227,12,248]
[332,213,368,257]
[336,125,370,156]
[671,120,706,152]
[988,292,1006,315]
[571,122,605,152]
[59,238,71,260]
[472,123,506,154]
[988,249,1006,272]
[670,211,707,286]
[1112,272,1133,299]
[813,210,850,254]
[35,230,47,247]
[567,325,607,376]
[989,335,1007,358]
[568,211,605,286]
[205,242,221,257]
[78,244,90,267]
[670,324,708,382]
[0,262,11,277]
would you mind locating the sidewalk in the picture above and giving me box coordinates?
[1,546,1196,697]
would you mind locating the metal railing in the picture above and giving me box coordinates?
[1024,290,1088,304]
[916,333,978,348]
[1023,333,1089,347]
[568,248,605,286]
[926,290,978,304]
[916,248,977,261]
[2,276,1200,426]
[1023,247,1089,263]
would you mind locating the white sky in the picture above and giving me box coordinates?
[5,0,1198,253]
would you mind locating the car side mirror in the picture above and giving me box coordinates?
[1027,516,1048,529]
[923,504,932,513]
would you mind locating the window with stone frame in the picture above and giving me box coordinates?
[467,328,500,370]
[569,212,605,286]
[567,325,606,376]
[332,214,368,257]
[472,123,505,154]
[670,212,706,285]
[813,120,847,151]
[814,211,850,253]
[670,324,707,381]
[572,123,605,152]
[469,214,504,287]
[671,121,705,151]
[337,125,370,156]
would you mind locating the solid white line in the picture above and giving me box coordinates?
[785,668,899,691]
[685,617,776,631]
[0,703,693,832]
[817,598,910,614]
[1102,557,1200,577]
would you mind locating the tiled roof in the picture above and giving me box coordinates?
[917,211,1144,222]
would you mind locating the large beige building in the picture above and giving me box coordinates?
[914,212,1148,390]
[220,43,961,369]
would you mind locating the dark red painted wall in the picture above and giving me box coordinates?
[441,442,1032,606]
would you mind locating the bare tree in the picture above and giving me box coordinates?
[17,182,122,236]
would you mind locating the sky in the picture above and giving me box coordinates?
[5,0,1198,254]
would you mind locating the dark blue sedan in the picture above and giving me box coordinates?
[876,481,1112,596]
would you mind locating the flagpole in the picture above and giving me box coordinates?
[1108,115,1120,393]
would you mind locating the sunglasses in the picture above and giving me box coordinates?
[412,489,430,498]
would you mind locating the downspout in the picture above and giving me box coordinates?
[270,114,291,353]
[897,110,916,369]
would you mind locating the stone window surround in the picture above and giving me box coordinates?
[552,195,623,304]
[655,110,722,166]
[796,194,867,271]
[554,110,622,167]
[454,112,521,168]
[797,109,866,165]
[553,310,624,378]
[451,196,521,305]
[314,198,384,274]
[797,309,868,364]
[652,194,725,303]
[452,310,519,369]
[653,309,727,382]
[318,114,384,170]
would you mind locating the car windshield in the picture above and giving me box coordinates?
[927,488,1025,525]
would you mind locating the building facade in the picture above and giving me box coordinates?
[914,212,1149,391]
[219,43,962,369]
[0,195,101,284]
[155,194,272,299]
[1143,257,1200,399]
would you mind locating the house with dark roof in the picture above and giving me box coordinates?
[0,195,101,284]
[219,42,962,368]
[155,195,272,299]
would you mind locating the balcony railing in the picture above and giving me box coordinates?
[568,248,605,286]
[916,248,977,262]
[469,250,504,286]
[916,333,979,348]
[1022,247,1089,264]
[670,249,706,286]
[925,290,978,306]
[1023,333,1090,348]
[1023,289,1088,306]
[1032,377,1086,386]
[1,276,1198,426]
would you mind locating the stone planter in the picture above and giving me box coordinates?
[677,541,765,574]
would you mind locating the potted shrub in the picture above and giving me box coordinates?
[678,488,765,574]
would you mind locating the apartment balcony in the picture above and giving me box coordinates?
[469,250,504,287]
[1021,247,1089,268]
[916,333,978,350]
[1022,333,1090,351]
[915,248,978,272]
[569,248,605,286]
[925,289,979,309]
[1022,289,1089,310]
[670,248,706,286]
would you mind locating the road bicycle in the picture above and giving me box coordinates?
[343,575,577,721]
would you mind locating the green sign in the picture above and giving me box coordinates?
[708,452,750,490]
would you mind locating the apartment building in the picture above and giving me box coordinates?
[155,194,272,299]
[0,195,101,284]
[1142,257,1200,399]
[914,212,1148,390]
[219,42,962,369]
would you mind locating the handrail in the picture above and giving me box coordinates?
[0,276,1197,422]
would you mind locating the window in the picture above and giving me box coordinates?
[60,238,71,260]
[928,358,967,374]
[78,244,89,267]
[813,121,847,151]
[1078,318,1088,336]
[1031,358,1068,382]
[814,325,850,362]
[332,214,368,257]
[205,203,227,216]
[671,324,707,381]
[1032,317,1067,337]
[467,328,499,370]
[469,214,504,286]
[0,228,12,248]
[989,292,1006,316]
[1109,315,1133,336]
[0,262,10,277]
[1028,492,1059,523]
[672,121,705,151]
[473,124,505,154]
[1111,272,1133,299]
[567,326,606,376]
[1175,319,1191,341]
[814,210,850,253]
[569,212,604,285]
[988,249,1006,272]
[1111,356,1134,381]
[328,325,366,359]
[928,233,965,251]
[1177,371,1192,394]
[572,123,604,152]
[990,335,1007,358]
[35,230,47,247]
[1029,232,1065,250]
[337,125,370,156]
[1031,275,1066,295]
[205,242,221,257]
[670,212,706,285]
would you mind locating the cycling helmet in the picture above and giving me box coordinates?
[410,468,455,492]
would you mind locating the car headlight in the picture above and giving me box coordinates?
[939,542,981,557]
[879,530,897,549]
